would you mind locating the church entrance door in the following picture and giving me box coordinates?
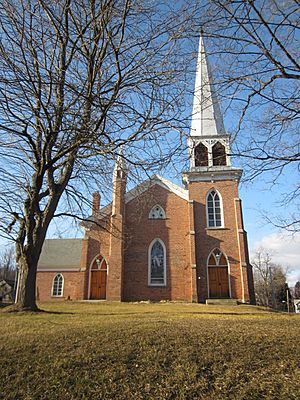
[208,266,229,298]
[90,256,107,300]
[207,249,230,299]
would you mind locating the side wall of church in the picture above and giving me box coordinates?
[122,184,191,301]
[36,271,85,301]
[189,179,247,302]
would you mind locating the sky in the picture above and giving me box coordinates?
[0,5,299,288]
[240,180,300,287]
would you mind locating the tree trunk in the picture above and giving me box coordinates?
[11,255,40,312]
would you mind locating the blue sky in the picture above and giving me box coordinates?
[240,172,300,286]
[0,15,299,288]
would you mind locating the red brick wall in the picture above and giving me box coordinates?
[188,179,249,302]
[122,184,191,301]
[107,176,126,300]
[82,220,111,299]
[37,178,254,303]
[36,271,85,301]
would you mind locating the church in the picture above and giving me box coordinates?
[36,35,255,304]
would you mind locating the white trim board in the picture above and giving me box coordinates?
[37,268,84,272]
[125,175,189,203]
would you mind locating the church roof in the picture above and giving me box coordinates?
[85,174,188,223]
[37,238,82,271]
[125,174,188,203]
[190,32,226,137]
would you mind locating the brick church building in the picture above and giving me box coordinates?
[36,35,255,304]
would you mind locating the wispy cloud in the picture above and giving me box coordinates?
[251,232,300,286]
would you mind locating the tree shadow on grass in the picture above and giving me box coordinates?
[68,311,270,317]
[1,304,75,315]
[38,310,75,315]
[0,303,12,309]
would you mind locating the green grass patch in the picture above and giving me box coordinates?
[1,302,299,399]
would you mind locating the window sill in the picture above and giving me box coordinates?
[206,227,228,231]
[148,284,166,287]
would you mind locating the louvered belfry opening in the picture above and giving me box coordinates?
[195,142,208,166]
[212,142,226,166]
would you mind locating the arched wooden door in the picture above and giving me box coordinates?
[90,256,107,300]
[208,249,229,298]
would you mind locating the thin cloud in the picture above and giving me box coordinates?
[252,232,300,286]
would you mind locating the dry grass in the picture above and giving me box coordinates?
[1,302,299,400]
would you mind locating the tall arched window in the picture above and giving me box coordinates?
[207,189,223,228]
[149,205,166,219]
[212,142,226,166]
[148,239,166,286]
[52,273,64,297]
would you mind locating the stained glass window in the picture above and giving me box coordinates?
[150,240,165,285]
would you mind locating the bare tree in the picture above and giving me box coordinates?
[0,247,16,282]
[0,0,199,311]
[294,281,300,299]
[252,248,291,309]
[197,0,300,232]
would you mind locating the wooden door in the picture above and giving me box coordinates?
[90,270,107,299]
[208,267,229,298]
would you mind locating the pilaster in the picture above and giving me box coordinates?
[188,200,198,302]
[107,158,127,301]
[234,198,250,303]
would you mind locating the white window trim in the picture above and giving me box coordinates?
[206,188,224,228]
[148,204,166,219]
[148,238,167,287]
[51,273,64,297]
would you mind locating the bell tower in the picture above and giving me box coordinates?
[184,31,241,180]
[184,32,255,304]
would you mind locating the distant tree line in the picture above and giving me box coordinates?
[0,247,16,283]
[252,248,294,311]
[294,281,300,300]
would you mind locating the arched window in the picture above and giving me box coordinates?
[91,255,107,271]
[149,205,166,219]
[148,239,166,286]
[52,273,64,297]
[212,142,226,166]
[207,189,223,228]
[208,249,228,267]
[195,142,208,166]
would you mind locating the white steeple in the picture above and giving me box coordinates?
[183,32,242,186]
[190,32,226,137]
[113,148,127,181]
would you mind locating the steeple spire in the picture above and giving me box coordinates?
[113,149,127,181]
[190,31,225,137]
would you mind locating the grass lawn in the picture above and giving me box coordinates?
[1,302,299,400]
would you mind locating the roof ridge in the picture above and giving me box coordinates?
[93,174,188,220]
